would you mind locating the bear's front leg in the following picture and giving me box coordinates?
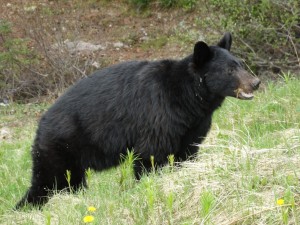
[133,136,180,179]
[176,117,212,162]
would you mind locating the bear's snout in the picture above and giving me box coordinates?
[234,72,261,100]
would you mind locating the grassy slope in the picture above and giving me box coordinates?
[0,77,299,225]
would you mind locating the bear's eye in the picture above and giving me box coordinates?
[228,68,235,75]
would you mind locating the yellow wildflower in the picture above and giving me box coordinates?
[277,198,284,206]
[83,215,95,223]
[88,206,97,212]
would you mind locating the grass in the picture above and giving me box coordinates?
[0,76,299,224]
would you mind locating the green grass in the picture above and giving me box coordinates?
[0,77,299,224]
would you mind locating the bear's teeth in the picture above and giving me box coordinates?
[240,92,254,99]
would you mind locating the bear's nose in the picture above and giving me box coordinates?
[251,78,261,90]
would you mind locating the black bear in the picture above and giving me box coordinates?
[16,33,260,208]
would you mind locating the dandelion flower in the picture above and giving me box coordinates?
[88,206,97,212]
[277,198,284,206]
[83,215,95,223]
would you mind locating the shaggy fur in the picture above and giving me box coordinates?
[16,33,260,208]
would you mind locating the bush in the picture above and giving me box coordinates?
[128,0,196,10]
[205,0,300,74]
[128,0,299,74]
[0,4,99,102]
[0,20,37,101]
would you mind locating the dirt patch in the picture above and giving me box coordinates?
[1,0,203,63]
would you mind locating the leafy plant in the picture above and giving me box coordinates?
[128,0,197,9]
[119,150,137,190]
[65,170,72,192]
[178,0,196,10]
[159,0,177,8]
[0,20,36,99]
[199,190,215,222]
[205,0,300,74]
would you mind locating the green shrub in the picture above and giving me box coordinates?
[205,0,300,74]
[178,0,196,10]
[159,0,177,8]
[0,20,37,100]
[128,0,197,9]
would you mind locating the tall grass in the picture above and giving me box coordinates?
[0,77,299,224]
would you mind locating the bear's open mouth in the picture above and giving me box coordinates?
[238,91,254,100]
[235,88,254,100]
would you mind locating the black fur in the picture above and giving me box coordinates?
[16,33,260,208]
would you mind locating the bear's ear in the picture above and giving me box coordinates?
[193,41,212,67]
[217,32,232,51]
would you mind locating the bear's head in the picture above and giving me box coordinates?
[192,33,260,100]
